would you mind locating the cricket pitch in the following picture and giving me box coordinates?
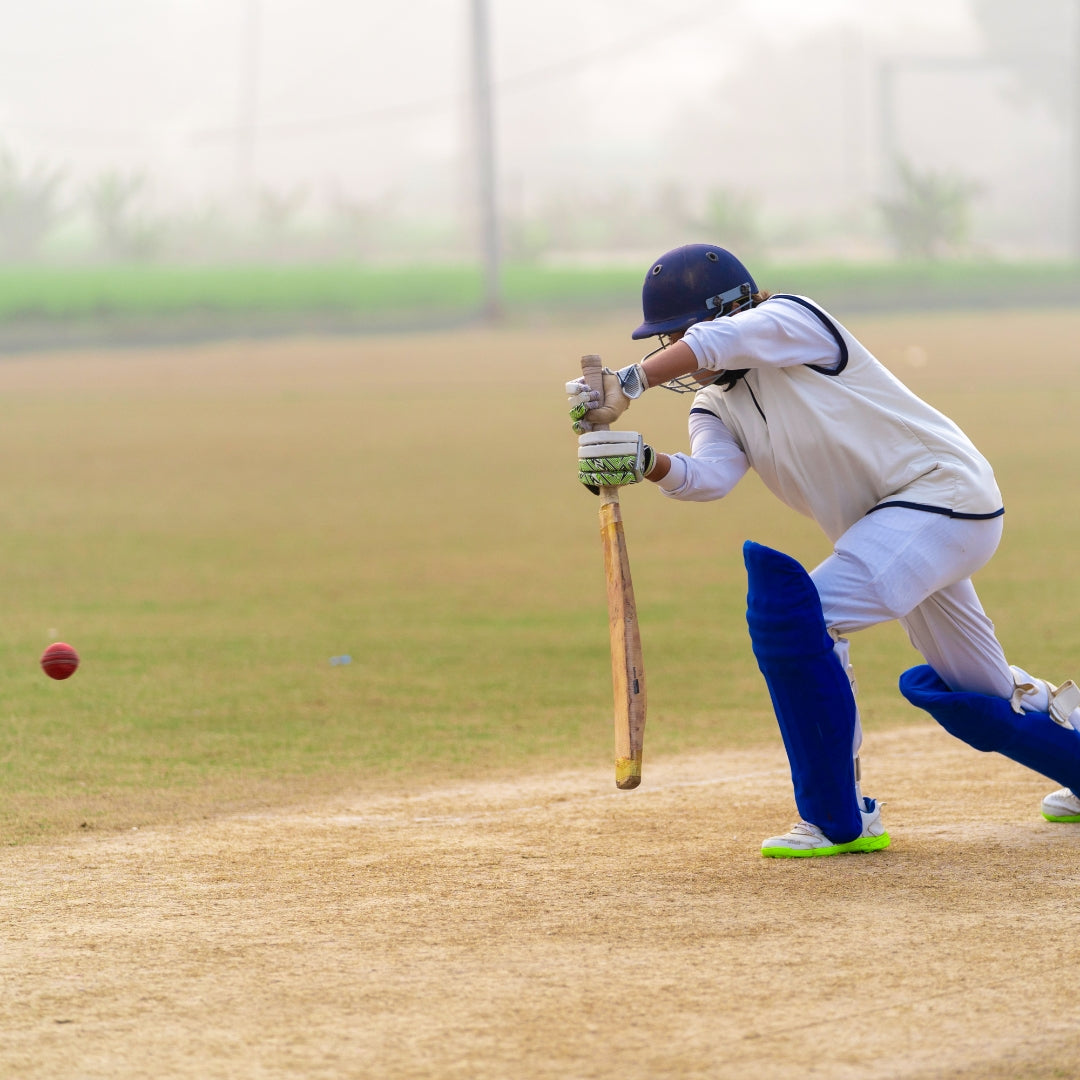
[3,724,1079,1080]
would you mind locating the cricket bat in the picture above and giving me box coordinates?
[580,353,647,789]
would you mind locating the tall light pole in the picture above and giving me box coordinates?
[877,59,898,200]
[469,0,501,319]
[1073,0,1080,259]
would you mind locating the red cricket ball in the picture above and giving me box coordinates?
[41,641,80,680]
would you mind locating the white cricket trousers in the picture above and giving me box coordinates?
[809,506,1014,701]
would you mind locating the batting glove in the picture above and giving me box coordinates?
[577,431,656,493]
[566,364,649,434]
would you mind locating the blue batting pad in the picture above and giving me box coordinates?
[899,665,1080,790]
[744,541,862,843]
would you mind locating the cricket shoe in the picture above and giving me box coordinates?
[761,797,890,858]
[1041,788,1080,823]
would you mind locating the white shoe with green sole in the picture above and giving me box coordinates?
[1042,788,1080,822]
[762,797,890,858]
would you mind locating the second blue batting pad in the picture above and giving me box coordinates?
[898,664,1080,790]
[744,540,862,843]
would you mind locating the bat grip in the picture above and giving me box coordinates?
[579,353,609,433]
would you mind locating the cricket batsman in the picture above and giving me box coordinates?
[567,242,1080,857]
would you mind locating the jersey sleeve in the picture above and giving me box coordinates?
[657,408,750,502]
[682,296,841,373]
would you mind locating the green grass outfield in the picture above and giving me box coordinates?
[0,260,1079,337]
[1,308,1078,843]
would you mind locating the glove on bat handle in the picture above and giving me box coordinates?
[580,353,616,504]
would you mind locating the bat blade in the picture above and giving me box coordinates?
[599,495,646,788]
[579,354,647,789]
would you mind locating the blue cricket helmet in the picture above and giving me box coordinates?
[631,243,758,340]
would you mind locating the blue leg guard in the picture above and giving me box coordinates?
[899,665,1080,790]
[744,541,862,843]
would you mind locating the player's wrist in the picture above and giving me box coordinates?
[615,363,649,399]
[642,444,656,477]
[639,447,665,481]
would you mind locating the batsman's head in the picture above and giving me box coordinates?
[631,243,757,341]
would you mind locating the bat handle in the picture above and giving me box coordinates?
[579,353,609,434]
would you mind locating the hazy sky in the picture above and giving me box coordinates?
[0,1,1069,253]
[0,2,975,193]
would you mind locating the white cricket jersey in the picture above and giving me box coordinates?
[658,294,1003,542]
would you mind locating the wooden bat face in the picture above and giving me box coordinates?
[599,495,646,788]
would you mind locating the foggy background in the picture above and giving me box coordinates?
[1,0,1076,266]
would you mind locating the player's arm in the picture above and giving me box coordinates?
[639,303,841,388]
[683,301,841,373]
[638,340,699,388]
[578,411,747,494]
[569,301,841,430]
[649,409,749,500]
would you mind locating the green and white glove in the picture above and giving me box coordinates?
[566,364,649,434]
[577,431,656,493]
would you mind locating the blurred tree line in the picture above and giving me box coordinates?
[1,0,1071,269]
[0,143,410,265]
[0,138,985,267]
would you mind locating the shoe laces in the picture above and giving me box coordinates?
[788,821,827,839]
